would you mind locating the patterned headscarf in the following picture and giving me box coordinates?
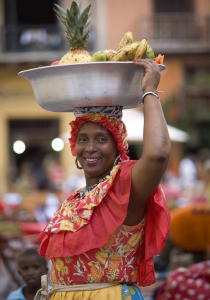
[73,106,123,118]
[69,106,129,161]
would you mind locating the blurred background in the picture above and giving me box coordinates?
[0,0,210,299]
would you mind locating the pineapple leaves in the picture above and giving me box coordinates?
[54,3,66,15]
[79,4,91,25]
[53,4,67,25]
[71,1,80,18]
[54,1,91,50]
[67,9,77,27]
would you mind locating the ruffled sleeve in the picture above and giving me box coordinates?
[138,185,170,286]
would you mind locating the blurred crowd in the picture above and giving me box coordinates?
[163,148,210,208]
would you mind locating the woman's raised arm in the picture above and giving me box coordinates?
[126,59,171,224]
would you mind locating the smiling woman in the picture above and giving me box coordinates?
[37,58,171,300]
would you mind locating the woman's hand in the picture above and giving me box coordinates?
[134,58,160,92]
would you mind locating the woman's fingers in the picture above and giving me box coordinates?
[133,59,160,92]
[134,58,159,71]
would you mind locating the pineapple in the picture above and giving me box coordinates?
[54,1,92,64]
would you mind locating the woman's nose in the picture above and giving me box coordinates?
[85,140,96,152]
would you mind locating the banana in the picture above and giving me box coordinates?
[134,39,148,59]
[111,42,140,61]
[92,33,156,62]
[118,31,134,50]
[103,49,117,61]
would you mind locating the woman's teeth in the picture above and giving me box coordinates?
[86,158,98,162]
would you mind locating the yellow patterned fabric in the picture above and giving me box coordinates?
[50,221,145,285]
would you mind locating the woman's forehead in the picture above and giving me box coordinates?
[78,122,109,134]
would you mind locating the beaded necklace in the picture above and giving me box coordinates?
[78,174,110,199]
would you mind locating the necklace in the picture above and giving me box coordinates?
[78,173,110,199]
[78,184,97,198]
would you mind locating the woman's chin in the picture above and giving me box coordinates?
[84,167,104,178]
[83,164,112,180]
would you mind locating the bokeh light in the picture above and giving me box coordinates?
[13,140,26,154]
[51,138,64,152]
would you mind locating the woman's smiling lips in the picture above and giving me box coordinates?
[83,156,101,166]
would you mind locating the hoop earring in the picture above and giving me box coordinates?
[75,157,83,169]
[114,155,121,166]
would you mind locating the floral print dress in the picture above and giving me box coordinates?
[51,221,145,285]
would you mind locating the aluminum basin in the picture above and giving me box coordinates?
[18,62,165,112]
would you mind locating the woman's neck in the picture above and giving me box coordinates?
[84,159,120,188]
[85,176,101,188]
[85,169,112,188]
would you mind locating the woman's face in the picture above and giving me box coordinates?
[75,122,118,181]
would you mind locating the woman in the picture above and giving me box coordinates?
[37,59,171,300]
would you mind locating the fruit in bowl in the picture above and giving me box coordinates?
[51,1,164,66]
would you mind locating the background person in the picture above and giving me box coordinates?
[6,248,48,300]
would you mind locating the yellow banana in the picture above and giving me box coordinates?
[93,32,156,62]
[118,31,134,50]
[134,39,148,59]
[103,49,117,61]
[112,42,139,61]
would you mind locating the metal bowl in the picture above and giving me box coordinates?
[18,62,165,112]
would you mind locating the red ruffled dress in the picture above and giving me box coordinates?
[39,160,170,287]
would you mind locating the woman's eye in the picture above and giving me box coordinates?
[97,136,107,143]
[77,136,87,143]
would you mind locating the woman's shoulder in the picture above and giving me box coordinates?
[121,159,137,165]
[120,159,137,169]
[116,160,137,179]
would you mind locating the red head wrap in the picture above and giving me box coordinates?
[69,113,129,161]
